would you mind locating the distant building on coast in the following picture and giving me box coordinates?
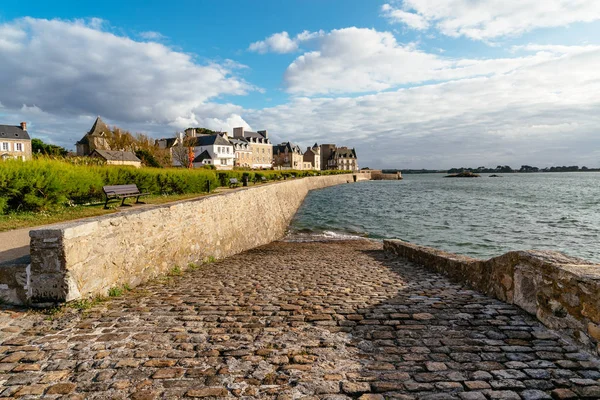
[303,144,321,170]
[319,144,359,172]
[0,122,32,161]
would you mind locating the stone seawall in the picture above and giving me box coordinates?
[17,174,368,306]
[384,239,600,356]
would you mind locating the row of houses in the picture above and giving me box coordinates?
[157,126,359,172]
[1,117,359,172]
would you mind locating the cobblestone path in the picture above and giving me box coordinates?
[1,240,599,399]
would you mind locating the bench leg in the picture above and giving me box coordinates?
[104,197,110,209]
[135,196,145,204]
[121,197,127,207]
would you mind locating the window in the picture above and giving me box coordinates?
[1,142,8,151]
[15,143,23,152]
[221,159,226,165]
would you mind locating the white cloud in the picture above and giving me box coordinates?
[248,30,324,54]
[139,31,166,40]
[0,17,254,145]
[249,45,600,168]
[283,27,593,96]
[381,4,429,30]
[382,0,600,41]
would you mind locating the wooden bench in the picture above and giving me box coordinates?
[103,184,149,209]
[229,178,240,188]
[253,176,267,184]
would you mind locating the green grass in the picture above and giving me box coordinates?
[168,266,182,276]
[0,193,206,232]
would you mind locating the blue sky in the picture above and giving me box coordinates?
[1,1,599,168]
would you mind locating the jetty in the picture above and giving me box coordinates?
[0,174,599,399]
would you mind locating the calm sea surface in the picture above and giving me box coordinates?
[289,173,600,262]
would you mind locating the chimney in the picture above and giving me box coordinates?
[257,129,268,139]
[20,122,27,131]
[233,127,244,138]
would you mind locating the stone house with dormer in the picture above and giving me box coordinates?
[273,142,305,170]
[0,122,32,161]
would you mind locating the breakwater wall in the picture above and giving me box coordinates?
[7,174,367,306]
[384,239,600,356]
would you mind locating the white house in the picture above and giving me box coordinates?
[190,134,235,169]
[157,132,235,170]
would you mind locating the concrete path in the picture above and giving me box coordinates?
[0,228,30,264]
[0,240,598,399]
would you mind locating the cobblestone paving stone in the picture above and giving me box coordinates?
[0,240,599,399]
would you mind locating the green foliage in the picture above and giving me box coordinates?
[0,158,352,214]
[135,149,162,168]
[31,138,69,157]
[0,159,219,213]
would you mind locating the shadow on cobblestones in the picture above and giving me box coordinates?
[0,240,598,399]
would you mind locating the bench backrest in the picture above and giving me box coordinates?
[103,184,140,195]
[229,178,238,183]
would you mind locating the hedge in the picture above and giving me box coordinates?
[0,159,351,214]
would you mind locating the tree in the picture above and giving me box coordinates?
[171,135,197,168]
[104,127,135,152]
[31,138,69,157]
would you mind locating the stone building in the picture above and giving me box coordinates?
[232,127,273,169]
[318,144,359,171]
[76,117,111,156]
[303,144,321,170]
[229,137,252,168]
[0,122,32,161]
[90,149,142,168]
[320,144,336,171]
[328,147,359,172]
[273,142,304,170]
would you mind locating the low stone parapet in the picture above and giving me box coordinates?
[384,239,600,356]
[15,173,367,307]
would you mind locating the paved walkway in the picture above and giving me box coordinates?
[0,240,599,399]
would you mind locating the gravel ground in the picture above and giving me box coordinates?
[0,239,599,399]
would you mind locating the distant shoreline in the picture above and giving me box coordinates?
[386,169,600,174]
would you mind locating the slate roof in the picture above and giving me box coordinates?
[193,150,213,162]
[91,149,141,162]
[0,125,31,140]
[77,117,110,145]
[193,134,232,147]
[330,147,357,159]
[274,142,303,155]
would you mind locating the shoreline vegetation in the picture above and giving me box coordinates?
[389,165,600,174]
[0,158,350,232]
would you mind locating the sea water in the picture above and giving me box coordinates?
[288,173,600,262]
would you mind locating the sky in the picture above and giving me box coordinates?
[0,0,599,169]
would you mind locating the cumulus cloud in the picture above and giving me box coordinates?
[249,45,600,168]
[0,17,254,133]
[283,27,593,96]
[382,0,600,41]
[248,30,324,54]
